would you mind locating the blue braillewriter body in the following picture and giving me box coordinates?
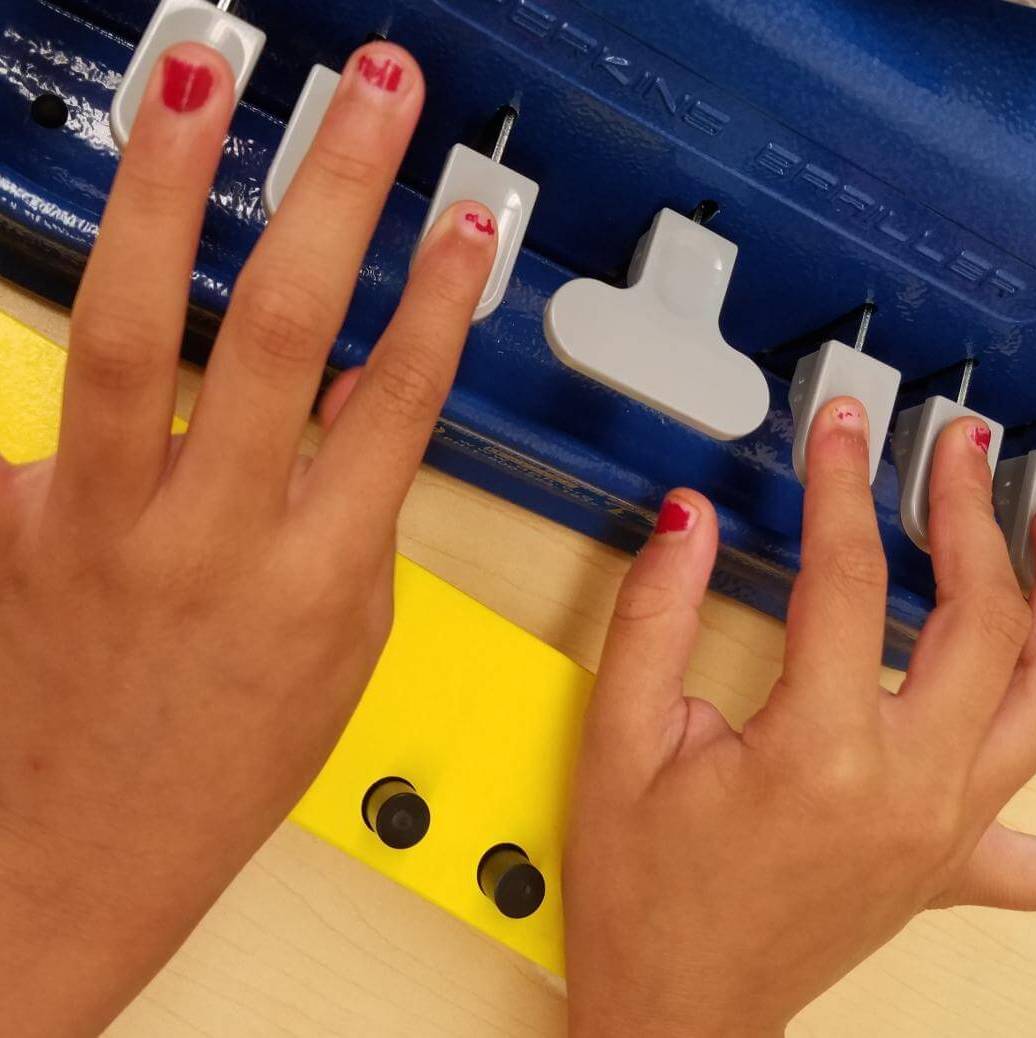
[3,0,1035,666]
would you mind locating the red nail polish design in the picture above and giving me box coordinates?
[970,424,992,453]
[161,56,214,113]
[465,212,495,235]
[655,499,696,535]
[358,54,403,91]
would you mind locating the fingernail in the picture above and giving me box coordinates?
[831,401,865,429]
[968,422,992,454]
[416,202,496,262]
[161,56,214,113]
[654,498,700,536]
[350,48,413,97]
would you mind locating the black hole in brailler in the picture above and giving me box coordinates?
[693,199,721,225]
[31,93,68,129]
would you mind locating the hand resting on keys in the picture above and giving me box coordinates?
[0,39,496,1035]
[1,36,1035,1038]
[566,400,1036,1036]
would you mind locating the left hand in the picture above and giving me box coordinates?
[0,40,495,1037]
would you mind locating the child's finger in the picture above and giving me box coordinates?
[302,200,496,534]
[780,398,886,719]
[175,42,424,515]
[963,520,1036,815]
[901,418,1030,757]
[581,489,721,791]
[57,43,235,523]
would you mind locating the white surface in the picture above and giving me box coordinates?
[109,0,265,151]
[543,209,769,441]
[789,340,901,485]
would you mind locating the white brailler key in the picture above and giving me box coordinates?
[543,206,769,441]
[110,0,266,150]
[994,450,1036,591]
[788,305,901,485]
[263,63,341,217]
[891,360,1004,553]
[417,108,539,322]
[266,90,539,324]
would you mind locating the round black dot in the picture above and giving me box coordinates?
[375,792,430,849]
[494,862,545,919]
[31,93,68,130]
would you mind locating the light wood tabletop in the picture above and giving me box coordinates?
[3,276,1036,1036]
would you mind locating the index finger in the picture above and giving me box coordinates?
[301,200,496,535]
[173,42,426,515]
[900,417,1030,745]
[780,397,887,713]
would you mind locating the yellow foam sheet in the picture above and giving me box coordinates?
[0,310,593,975]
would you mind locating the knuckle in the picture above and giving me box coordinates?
[368,349,445,422]
[420,266,478,311]
[70,307,160,391]
[612,577,679,626]
[115,162,184,216]
[975,587,1032,650]
[930,481,992,518]
[233,277,334,379]
[820,457,868,496]
[307,138,383,195]
[411,242,481,310]
[823,540,887,598]
[806,742,882,803]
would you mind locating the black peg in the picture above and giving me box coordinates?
[478,844,545,919]
[362,777,430,849]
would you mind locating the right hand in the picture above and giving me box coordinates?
[565,397,1036,1036]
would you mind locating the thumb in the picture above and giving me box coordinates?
[583,489,721,788]
[936,821,1036,911]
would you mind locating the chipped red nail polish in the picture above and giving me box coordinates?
[465,212,495,235]
[970,424,992,453]
[655,499,697,535]
[358,54,403,91]
[832,403,864,427]
[161,56,214,113]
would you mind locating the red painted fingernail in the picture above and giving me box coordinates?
[161,56,214,113]
[464,211,495,235]
[969,423,992,453]
[358,53,404,92]
[655,499,699,536]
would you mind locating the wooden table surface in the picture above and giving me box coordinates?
[3,277,1036,1036]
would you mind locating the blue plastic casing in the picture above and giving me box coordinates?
[4,0,1036,667]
